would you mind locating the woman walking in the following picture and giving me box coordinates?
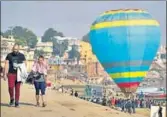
[32,55,48,107]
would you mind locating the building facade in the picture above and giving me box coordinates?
[27,48,35,60]
[78,41,106,77]
[79,41,97,64]
[36,37,53,59]
[154,45,166,63]
[1,36,15,61]
[55,36,80,52]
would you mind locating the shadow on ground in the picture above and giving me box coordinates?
[1,102,35,107]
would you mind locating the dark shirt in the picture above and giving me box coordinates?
[102,98,107,106]
[132,100,135,108]
[158,106,162,114]
[74,92,78,97]
[6,52,26,73]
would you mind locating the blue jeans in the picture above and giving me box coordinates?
[34,81,46,95]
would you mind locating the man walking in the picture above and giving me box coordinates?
[3,44,26,107]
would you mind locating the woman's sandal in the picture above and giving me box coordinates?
[42,102,47,107]
[36,102,40,107]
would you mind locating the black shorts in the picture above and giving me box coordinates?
[34,81,46,95]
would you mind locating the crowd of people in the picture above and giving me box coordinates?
[78,95,165,115]
[70,89,79,97]
[101,96,165,115]
[109,98,153,109]
[106,98,149,114]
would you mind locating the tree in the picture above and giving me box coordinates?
[3,26,38,48]
[0,31,4,36]
[42,28,66,56]
[68,45,80,60]
[42,28,64,42]
[15,39,26,46]
[34,49,45,59]
[52,38,69,57]
[53,39,60,55]
[60,40,69,57]
[82,32,90,43]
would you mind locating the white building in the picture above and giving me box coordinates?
[54,36,80,52]
[26,48,35,60]
[36,37,53,59]
[1,35,36,61]
[154,45,166,63]
[1,36,15,61]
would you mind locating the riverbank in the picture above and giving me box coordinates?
[1,79,149,117]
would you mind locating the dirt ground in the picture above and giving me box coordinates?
[1,79,149,117]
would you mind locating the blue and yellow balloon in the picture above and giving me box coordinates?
[89,9,161,96]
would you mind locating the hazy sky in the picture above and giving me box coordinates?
[1,1,166,45]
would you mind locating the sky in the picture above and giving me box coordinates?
[1,1,166,45]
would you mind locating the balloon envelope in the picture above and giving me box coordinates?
[89,9,161,95]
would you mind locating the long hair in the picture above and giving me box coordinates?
[35,55,49,70]
[38,55,44,60]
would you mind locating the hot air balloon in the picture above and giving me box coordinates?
[89,9,161,97]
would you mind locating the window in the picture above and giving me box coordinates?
[161,54,166,59]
